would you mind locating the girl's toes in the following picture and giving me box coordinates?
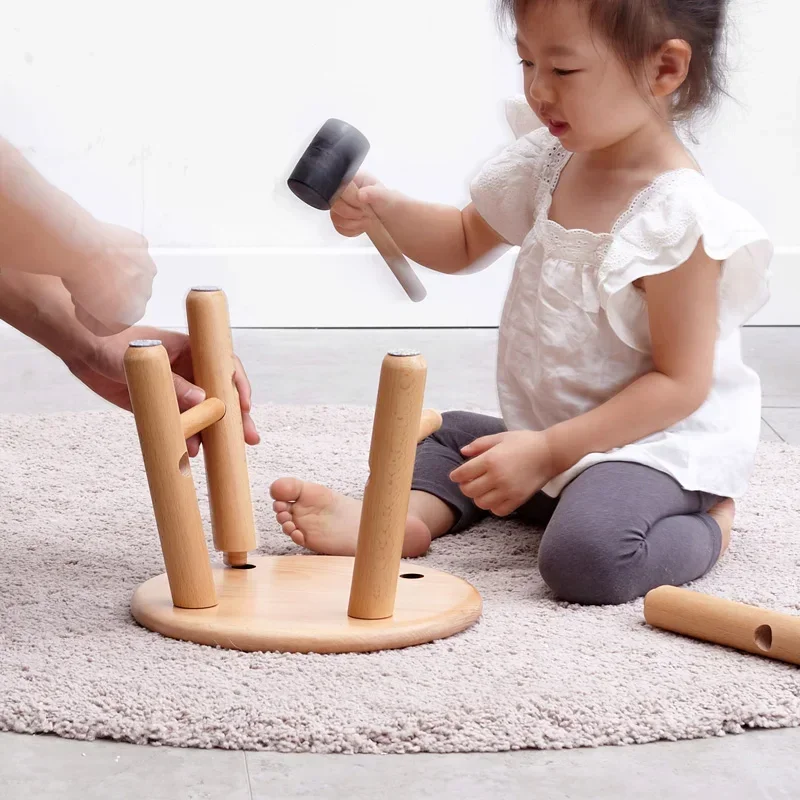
[289,529,306,547]
[281,520,297,536]
[276,511,292,526]
[273,500,291,514]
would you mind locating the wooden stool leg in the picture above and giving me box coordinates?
[185,287,258,567]
[124,340,217,609]
[348,350,427,620]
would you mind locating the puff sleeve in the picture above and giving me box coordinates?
[469,125,551,247]
[597,172,774,352]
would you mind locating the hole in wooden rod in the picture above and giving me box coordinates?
[400,573,425,580]
[232,563,256,570]
[178,452,191,477]
[754,624,773,652]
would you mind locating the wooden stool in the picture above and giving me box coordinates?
[124,288,482,653]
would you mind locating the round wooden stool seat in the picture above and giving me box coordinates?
[132,555,483,654]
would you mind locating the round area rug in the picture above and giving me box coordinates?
[1,404,799,753]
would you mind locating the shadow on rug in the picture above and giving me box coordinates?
[1,404,799,753]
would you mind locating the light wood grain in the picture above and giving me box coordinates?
[185,288,257,562]
[180,397,226,440]
[348,352,427,620]
[224,552,249,567]
[417,408,442,442]
[644,585,800,666]
[123,342,217,609]
[131,555,482,653]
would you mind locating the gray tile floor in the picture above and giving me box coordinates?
[1,324,799,799]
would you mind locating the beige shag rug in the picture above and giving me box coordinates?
[1,404,799,753]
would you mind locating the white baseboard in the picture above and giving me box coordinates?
[1,247,793,332]
[749,248,799,326]
[139,246,799,328]
[139,247,517,328]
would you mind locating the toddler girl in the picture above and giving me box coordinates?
[271,0,773,605]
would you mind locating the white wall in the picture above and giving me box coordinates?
[687,0,799,325]
[2,0,797,327]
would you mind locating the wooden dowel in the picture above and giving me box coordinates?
[348,350,427,620]
[644,585,800,666]
[181,397,226,440]
[224,552,249,568]
[123,340,217,609]
[417,409,442,442]
[185,288,257,564]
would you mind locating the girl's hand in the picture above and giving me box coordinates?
[449,430,557,517]
[329,173,398,237]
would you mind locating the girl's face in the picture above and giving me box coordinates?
[515,0,661,153]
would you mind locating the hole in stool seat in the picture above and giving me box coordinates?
[232,563,257,570]
[400,573,424,580]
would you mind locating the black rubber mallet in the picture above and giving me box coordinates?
[287,118,427,303]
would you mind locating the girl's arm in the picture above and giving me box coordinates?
[375,199,508,275]
[332,179,508,275]
[544,241,721,474]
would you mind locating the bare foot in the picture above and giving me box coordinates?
[270,477,432,558]
[708,498,735,557]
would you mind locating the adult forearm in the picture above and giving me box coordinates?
[0,137,96,278]
[544,371,708,476]
[0,270,95,364]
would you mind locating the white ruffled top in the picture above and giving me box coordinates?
[470,108,774,499]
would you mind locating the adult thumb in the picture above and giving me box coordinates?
[173,373,206,412]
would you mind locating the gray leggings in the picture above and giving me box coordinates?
[411,411,724,606]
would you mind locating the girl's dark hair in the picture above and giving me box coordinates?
[497,0,730,122]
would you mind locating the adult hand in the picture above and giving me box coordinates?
[61,222,157,336]
[449,430,556,517]
[67,326,260,456]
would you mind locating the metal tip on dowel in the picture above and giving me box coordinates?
[129,339,162,348]
[190,286,222,293]
[388,349,421,358]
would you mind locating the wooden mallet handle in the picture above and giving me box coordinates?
[644,585,800,666]
[338,180,426,304]
[363,217,427,303]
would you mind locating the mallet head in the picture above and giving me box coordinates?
[287,118,370,211]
